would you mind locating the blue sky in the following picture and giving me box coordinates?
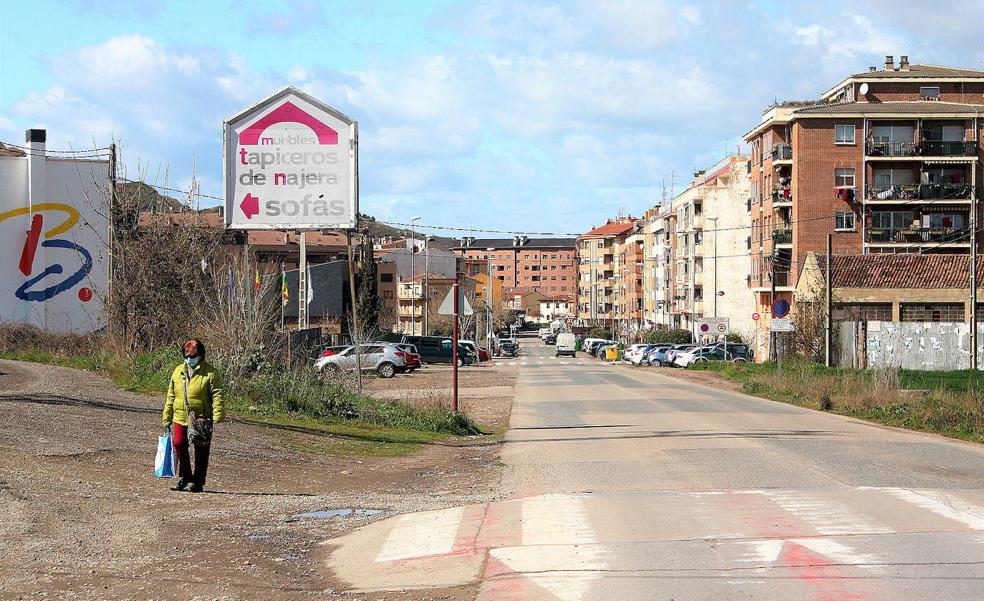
[2,0,982,235]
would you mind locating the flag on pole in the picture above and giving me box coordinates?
[281,271,289,307]
[253,269,261,295]
[306,264,314,306]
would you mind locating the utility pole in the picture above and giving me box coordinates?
[410,216,420,335]
[826,234,833,368]
[423,237,429,336]
[972,188,978,371]
[770,248,777,363]
[487,247,495,348]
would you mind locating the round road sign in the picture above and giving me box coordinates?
[771,299,790,319]
[699,323,710,333]
[716,323,727,333]
[752,312,760,321]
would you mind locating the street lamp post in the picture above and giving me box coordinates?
[410,216,420,335]
[487,247,495,349]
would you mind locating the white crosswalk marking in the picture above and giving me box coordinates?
[883,488,984,530]
[375,506,465,563]
[760,490,893,535]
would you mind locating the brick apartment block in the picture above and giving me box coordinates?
[450,236,577,296]
[744,56,984,355]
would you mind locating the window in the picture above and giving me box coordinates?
[380,273,394,283]
[901,303,963,322]
[834,168,855,188]
[919,86,940,100]
[871,124,914,144]
[835,211,856,231]
[835,124,855,144]
[833,303,892,321]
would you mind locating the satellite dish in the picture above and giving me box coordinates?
[859,83,870,95]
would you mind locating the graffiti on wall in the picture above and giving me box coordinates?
[1,203,93,303]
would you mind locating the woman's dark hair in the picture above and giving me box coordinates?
[182,339,206,359]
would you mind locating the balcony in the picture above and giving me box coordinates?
[772,271,791,287]
[866,183,974,203]
[865,140,977,158]
[691,213,704,229]
[772,186,792,207]
[772,144,792,162]
[865,227,971,245]
[772,228,793,246]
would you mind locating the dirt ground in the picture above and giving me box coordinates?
[0,358,515,600]
[652,365,746,393]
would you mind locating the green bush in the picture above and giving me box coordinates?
[587,327,611,339]
[644,329,693,344]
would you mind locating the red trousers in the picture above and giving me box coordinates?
[171,422,211,486]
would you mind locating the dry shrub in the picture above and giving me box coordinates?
[0,323,102,356]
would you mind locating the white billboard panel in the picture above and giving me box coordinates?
[224,86,357,230]
[0,156,108,332]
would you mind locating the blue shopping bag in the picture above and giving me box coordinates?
[154,430,175,478]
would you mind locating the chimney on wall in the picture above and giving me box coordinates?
[899,55,910,71]
[884,55,894,70]
[869,66,877,72]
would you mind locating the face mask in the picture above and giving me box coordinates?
[185,356,200,368]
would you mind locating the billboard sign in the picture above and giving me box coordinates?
[224,86,357,230]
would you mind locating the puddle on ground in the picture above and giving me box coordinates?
[294,508,383,519]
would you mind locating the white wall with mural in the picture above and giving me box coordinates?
[0,138,109,332]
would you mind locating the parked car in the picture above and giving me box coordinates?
[591,340,618,357]
[315,343,406,378]
[623,343,650,364]
[660,344,698,367]
[676,345,749,368]
[394,343,421,373]
[499,341,519,357]
[544,333,557,345]
[639,344,673,366]
[582,338,607,355]
[596,342,619,359]
[319,345,350,359]
[709,343,752,362]
[555,332,577,357]
[401,335,475,366]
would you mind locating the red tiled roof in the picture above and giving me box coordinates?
[543,293,574,302]
[580,219,638,238]
[248,230,347,249]
[138,211,223,229]
[824,254,981,289]
[502,286,541,296]
[0,144,26,158]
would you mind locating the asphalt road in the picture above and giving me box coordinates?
[329,339,984,600]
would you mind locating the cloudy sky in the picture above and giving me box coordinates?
[2,0,982,234]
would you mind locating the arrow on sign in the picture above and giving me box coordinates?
[241,193,259,219]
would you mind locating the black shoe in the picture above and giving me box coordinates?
[188,483,204,493]
[170,479,190,492]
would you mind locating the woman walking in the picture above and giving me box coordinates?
[162,339,224,493]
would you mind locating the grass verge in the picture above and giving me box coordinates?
[692,360,984,444]
[1,342,482,453]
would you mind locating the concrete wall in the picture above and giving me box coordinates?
[835,320,984,370]
[0,150,109,332]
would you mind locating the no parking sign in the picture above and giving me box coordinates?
[696,317,729,335]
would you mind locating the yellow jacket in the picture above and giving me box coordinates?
[162,361,225,427]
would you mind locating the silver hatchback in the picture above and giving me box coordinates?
[315,343,408,378]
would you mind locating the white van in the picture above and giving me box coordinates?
[555,333,577,357]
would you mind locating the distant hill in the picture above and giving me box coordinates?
[358,214,455,248]
[120,181,186,212]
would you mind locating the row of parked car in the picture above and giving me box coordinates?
[314,335,499,378]
[624,342,752,368]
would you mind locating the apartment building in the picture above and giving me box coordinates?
[450,237,577,295]
[576,218,638,325]
[613,223,645,331]
[744,56,984,354]
[642,205,675,328]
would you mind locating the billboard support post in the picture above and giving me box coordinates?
[298,232,307,329]
[347,229,363,393]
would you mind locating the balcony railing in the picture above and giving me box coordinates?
[866,183,974,201]
[865,140,977,157]
[772,144,792,161]
[772,229,793,245]
[865,227,971,244]
[772,186,792,204]
[772,271,790,287]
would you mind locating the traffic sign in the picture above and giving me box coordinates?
[697,317,729,335]
[770,317,795,332]
[752,312,760,321]
[438,287,473,315]
[771,298,790,319]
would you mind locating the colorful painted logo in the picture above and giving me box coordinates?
[0,203,93,302]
